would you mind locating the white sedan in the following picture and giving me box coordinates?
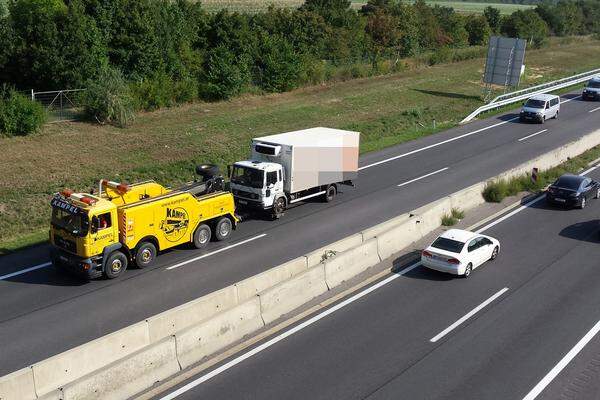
[421,229,500,278]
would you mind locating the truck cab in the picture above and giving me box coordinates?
[230,160,284,211]
[50,192,120,279]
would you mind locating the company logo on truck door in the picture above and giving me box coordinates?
[160,207,189,242]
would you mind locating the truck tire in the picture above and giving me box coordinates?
[215,217,232,241]
[323,185,337,203]
[193,224,212,249]
[135,242,157,269]
[272,197,286,220]
[104,251,128,279]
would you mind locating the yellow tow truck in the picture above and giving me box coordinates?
[49,166,238,279]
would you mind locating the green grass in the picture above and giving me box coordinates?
[441,208,465,226]
[482,145,600,203]
[1,37,599,253]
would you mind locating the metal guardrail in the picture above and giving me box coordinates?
[461,68,600,124]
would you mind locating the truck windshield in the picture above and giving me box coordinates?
[231,166,264,189]
[51,208,89,237]
[524,99,546,109]
[587,81,600,89]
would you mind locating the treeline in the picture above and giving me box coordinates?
[0,0,598,132]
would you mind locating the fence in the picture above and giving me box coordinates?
[31,89,85,123]
[461,67,600,123]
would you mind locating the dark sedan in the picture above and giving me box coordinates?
[546,174,600,209]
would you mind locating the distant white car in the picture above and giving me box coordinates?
[421,229,500,278]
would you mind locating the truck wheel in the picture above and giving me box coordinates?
[104,251,128,279]
[135,242,157,269]
[193,224,212,249]
[215,218,232,241]
[272,197,286,220]
[323,185,337,203]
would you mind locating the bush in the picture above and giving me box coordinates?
[482,180,509,203]
[81,67,135,127]
[441,214,458,226]
[0,89,46,136]
[428,47,452,65]
[451,208,464,220]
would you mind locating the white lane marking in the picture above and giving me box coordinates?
[166,234,267,271]
[562,95,581,104]
[475,164,600,234]
[159,262,421,399]
[519,129,548,142]
[522,318,600,400]
[589,106,600,113]
[359,94,582,171]
[358,117,519,171]
[160,162,600,398]
[398,167,449,188]
[0,262,52,281]
[429,287,509,343]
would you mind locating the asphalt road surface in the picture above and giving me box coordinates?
[1,92,600,376]
[157,167,600,400]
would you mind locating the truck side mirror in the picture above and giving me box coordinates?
[227,165,232,178]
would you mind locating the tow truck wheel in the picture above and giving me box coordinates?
[135,242,157,268]
[104,252,127,279]
[193,224,212,249]
[215,218,232,241]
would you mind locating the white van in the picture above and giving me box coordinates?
[520,94,560,123]
[583,76,600,101]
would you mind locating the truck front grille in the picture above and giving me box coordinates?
[54,234,76,253]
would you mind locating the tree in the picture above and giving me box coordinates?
[301,0,354,28]
[6,0,67,89]
[253,34,303,92]
[501,9,549,48]
[81,66,135,127]
[365,9,400,67]
[413,0,443,49]
[465,15,491,46]
[200,45,248,101]
[432,5,468,47]
[483,6,501,34]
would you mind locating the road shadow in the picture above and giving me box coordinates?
[391,250,455,281]
[497,112,522,123]
[412,88,481,101]
[527,197,574,211]
[559,219,600,244]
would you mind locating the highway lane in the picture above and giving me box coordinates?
[158,168,600,400]
[1,92,600,376]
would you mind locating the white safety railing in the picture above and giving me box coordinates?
[461,68,600,124]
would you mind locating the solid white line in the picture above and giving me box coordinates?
[358,117,519,171]
[0,262,52,281]
[518,129,548,142]
[589,106,600,113]
[522,318,600,400]
[429,287,509,343]
[166,234,267,271]
[159,262,421,399]
[397,167,449,187]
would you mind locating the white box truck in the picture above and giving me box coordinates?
[229,127,359,218]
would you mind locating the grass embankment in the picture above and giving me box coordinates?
[483,146,600,203]
[0,36,599,253]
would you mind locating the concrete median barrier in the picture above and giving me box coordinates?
[376,216,423,261]
[0,368,36,400]
[410,197,452,236]
[31,321,150,397]
[259,265,328,325]
[147,286,237,343]
[61,336,180,400]
[361,214,411,241]
[235,257,307,302]
[449,182,486,212]
[324,238,380,288]
[176,297,264,369]
[305,233,363,267]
